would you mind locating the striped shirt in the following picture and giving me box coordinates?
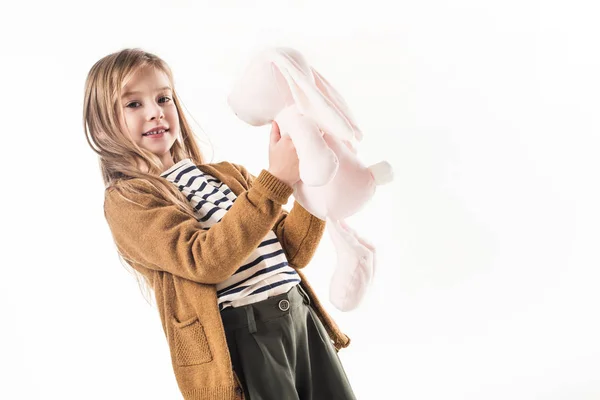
[160,158,301,311]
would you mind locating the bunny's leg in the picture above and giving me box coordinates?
[326,217,375,312]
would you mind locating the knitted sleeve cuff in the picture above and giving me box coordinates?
[252,169,294,205]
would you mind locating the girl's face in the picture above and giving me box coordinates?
[119,66,180,169]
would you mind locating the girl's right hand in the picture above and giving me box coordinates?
[267,121,300,187]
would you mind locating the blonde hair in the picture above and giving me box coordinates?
[83,48,213,305]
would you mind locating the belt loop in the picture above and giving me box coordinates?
[298,284,310,306]
[245,306,257,334]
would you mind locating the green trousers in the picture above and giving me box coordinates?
[221,285,357,400]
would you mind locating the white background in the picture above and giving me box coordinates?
[1,1,599,399]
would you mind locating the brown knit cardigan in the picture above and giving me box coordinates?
[103,161,351,400]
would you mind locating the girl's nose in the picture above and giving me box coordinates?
[148,104,164,121]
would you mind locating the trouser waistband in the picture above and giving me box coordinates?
[220,285,310,333]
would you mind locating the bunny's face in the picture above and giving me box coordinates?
[227,56,291,127]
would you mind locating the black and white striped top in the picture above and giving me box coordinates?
[160,158,300,311]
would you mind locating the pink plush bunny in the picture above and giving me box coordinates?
[227,47,393,311]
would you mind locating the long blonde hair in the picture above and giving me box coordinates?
[83,48,213,305]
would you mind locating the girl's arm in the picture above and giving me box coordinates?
[103,169,293,284]
[232,164,326,270]
[272,203,326,269]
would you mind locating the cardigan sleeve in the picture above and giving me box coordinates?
[103,169,293,284]
[272,201,326,269]
[231,163,326,269]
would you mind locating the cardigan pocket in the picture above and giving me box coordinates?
[172,316,213,366]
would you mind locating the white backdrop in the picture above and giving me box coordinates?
[1,1,599,399]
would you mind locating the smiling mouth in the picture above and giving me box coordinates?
[143,129,169,137]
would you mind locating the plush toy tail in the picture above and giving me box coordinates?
[327,217,376,312]
[368,161,394,186]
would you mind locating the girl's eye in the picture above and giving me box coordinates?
[125,96,171,108]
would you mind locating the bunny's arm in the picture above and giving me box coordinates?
[276,106,338,186]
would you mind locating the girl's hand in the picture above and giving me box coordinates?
[267,121,300,187]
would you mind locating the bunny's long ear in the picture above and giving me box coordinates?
[270,49,359,142]
[311,67,363,141]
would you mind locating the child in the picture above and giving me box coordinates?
[84,48,356,400]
